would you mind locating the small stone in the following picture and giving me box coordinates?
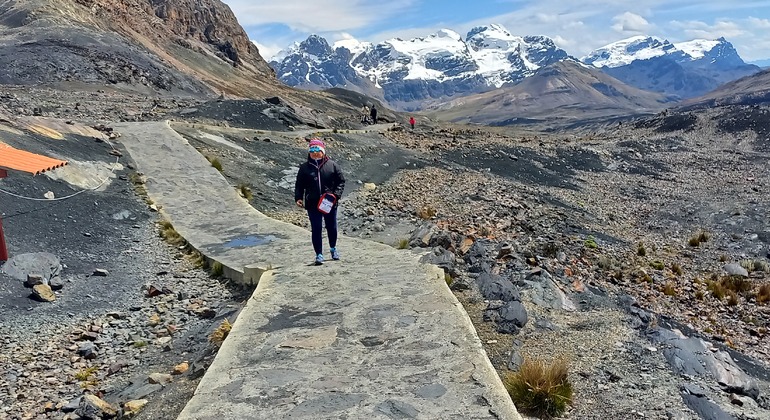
[148,372,173,385]
[25,274,45,287]
[172,361,189,375]
[124,399,148,415]
[32,284,56,302]
[92,269,109,277]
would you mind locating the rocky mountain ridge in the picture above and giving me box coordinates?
[585,36,760,99]
[0,0,278,97]
[269,25,760,111]
[270,24,571,110]
[428,60,674,127]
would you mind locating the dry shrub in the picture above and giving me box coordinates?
[707,280,726,300]
[417,205,437,220]
[726,290,739,306]
[209,319,232,346]
[740,259,770,274]
[671,263,683,276]
[503,357,573,419]
[720,275,753,294]
[206,155,223,172]
[662,282,677,296]
[757,284,770,304]
[238,183,253,201]
[159,220,186,246]
[688,230,710,247]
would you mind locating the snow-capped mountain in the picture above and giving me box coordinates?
[269,24,572,109]
[270,35,368,90]
[581,36,760,98]
[270,27,760,110]
[581,36,685,68]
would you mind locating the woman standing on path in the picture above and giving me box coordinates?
[294,138,346,265]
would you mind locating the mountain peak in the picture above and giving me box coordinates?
[582,35,677,68]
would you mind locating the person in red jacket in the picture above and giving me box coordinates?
[409,116,415,130]
[294,138,346,265]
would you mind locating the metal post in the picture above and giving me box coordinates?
[0,168,7,262]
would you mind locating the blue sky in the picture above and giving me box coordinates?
[224,0,770,64]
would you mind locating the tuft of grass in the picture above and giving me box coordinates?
[689,230,711,247]
[74,366,99,382]
[637,242,646,257]
[503,357,573,419]
[445,272,453,286]
[159,220,186,246]
[757,284,770,304]
[237,183,253,201]
[211,261,224,278]
[695,290,705,300]
[720,275,753,294]
[396,238,409,249]
[584,236,598,249]
[740,259,770,274]
[597,255,613,270]
[209,319,232,346]
[726,290,739,306]
[662,282,677,296]
[671,263,684,276]
[133,340,147,348]
[188,250,206,269]
[206,155,223,172]
[650,261,664,270]
[707,280,726,300]
[719,254,729,263]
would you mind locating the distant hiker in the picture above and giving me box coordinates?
[409,116,415,130]
[361,105,369,124]
[370,105,377,124]
[294,138,346,265]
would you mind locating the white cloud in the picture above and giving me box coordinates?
[748,16,770,28]
[251,41,282,61]
[226,0,415,32]
[245,0,770,64]
[668,18,770,61]
[671,19,746,39]
[611,12,653,33]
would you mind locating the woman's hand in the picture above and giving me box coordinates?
[296,199,303,207]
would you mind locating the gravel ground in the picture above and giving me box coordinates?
[0,125,252,419]
[2,94,770,419]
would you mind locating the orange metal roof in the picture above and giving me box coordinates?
[0,143,68,175]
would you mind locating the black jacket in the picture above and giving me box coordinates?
[294,156,345,210]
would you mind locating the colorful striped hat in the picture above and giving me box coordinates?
[308,138,326,154]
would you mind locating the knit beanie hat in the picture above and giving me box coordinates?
[308,138,326,154]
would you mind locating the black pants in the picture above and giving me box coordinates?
[307,206,338,255]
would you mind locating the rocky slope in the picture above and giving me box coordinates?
[428,60,675,126]
[0,0,278,96]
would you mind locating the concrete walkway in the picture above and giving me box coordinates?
[114,121,521,420]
